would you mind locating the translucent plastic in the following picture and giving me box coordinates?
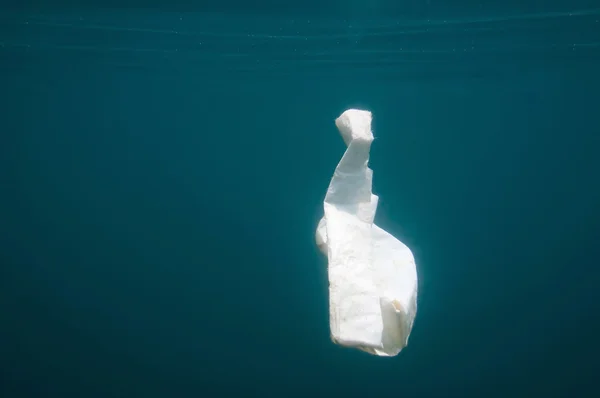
[316,109,418,357]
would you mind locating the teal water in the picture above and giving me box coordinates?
[1,2,599,397]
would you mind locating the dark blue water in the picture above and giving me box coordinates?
[1,1,599,397]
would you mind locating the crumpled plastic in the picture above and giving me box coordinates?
[316,109,418,357]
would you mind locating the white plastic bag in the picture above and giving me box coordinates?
[316,109,418,357]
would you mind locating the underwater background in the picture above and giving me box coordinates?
[1,0,599,397]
